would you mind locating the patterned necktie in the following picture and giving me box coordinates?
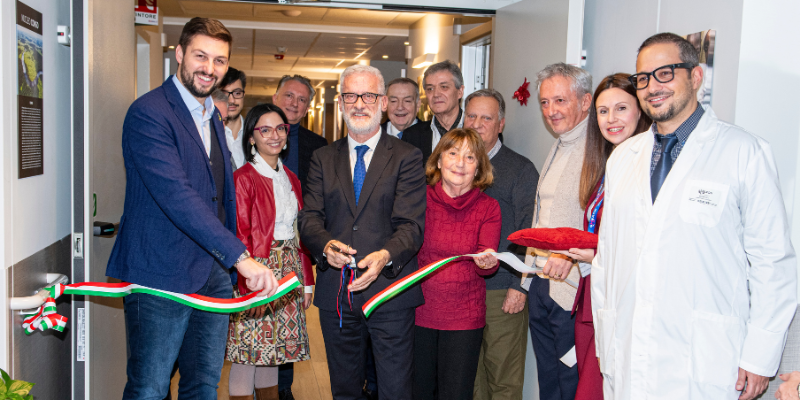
[650,134,680,203]
[353,145,369,205]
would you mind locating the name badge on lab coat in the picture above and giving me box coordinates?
[679,180,729,227]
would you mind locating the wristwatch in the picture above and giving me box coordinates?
[233,250,251,268]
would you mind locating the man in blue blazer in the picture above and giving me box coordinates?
[106,18,277,399]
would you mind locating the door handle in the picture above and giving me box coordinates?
[93,221,119,237]
[9,273,70,311]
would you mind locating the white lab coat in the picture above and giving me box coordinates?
[591,107,797,400]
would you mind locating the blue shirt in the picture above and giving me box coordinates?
[283,123,300,174]
[649,104,705,176]
[172,75,215,157]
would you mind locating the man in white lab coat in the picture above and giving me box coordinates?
[592,32,797,400]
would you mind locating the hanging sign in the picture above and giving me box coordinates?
[16,1,43,179]
[135,0,158,26]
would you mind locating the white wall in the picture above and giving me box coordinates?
[407,14,462,85]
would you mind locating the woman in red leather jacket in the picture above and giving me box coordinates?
[225,104,315,400]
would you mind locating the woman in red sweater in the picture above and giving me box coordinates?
[413,128,502,400]
[225,104,315,400]
[552,73,651,400]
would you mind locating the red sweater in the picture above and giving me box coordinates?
[415,182,502,331]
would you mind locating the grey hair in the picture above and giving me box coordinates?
[211,88,229,103]
[339,65,386,95]
[276,74,316,99]
[535,62,593,98]
[638,32,700,66]
[423,60,464,88]
[386,77,420,100]
[465,89,506,120]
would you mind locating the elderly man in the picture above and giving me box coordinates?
[274,74,329,196]
[299,65,426,400]
[465,89,539,400]
[522,63,593,400]
[381,77,421,139]
[402,60,464,165]
[218,67,247,169]
[592,32,796,400]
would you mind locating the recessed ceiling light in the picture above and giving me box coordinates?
[404,42,410,46]
[382,55,388,59]
[168,45,175,49]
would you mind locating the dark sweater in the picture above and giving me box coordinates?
[415,182,501,331]
[483,145,539,293]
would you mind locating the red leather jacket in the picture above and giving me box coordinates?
[234,162,314,294]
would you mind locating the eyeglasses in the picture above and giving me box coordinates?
[221,89,245,99]
[341,92,381,104]
[254,124,290,137]
[628,63,695,90]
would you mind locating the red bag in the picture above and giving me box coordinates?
[508,227,599,250]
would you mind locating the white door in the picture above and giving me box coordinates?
[491,0,584,399]
[72,0,134,398]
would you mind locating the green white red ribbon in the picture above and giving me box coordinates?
[362,251,577,317]
[22,272,301,335]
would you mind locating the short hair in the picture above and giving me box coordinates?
[276,74,315,99]
[220,67,246,90]
[423,60,464,88]
[178,17,232,56]
[242,104,290,164]
[426,128,494,190]
[386,77,419,100]
[638,32,699,66]
[339,65,385,95]
[535,62,593,98]
[465,89,506,120]
[211,89,229,103]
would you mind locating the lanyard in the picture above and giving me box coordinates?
[586,176,605,234]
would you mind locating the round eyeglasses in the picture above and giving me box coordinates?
[628,62,695,90]
[254,124,290,137]
[222,89,245,99]
[341,92,381,104]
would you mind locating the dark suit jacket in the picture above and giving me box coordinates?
[296,125,329,196]
[400,119,433,166]
[106,77,244,294]
[299,133,426,312]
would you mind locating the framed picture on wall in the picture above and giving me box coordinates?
[684,29,716,107]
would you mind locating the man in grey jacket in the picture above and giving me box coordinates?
[465,89,539,400]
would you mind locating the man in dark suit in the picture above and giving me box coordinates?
[272,73,329,400]
[401,60,465,165]
[299,65,426,400]
[380,77,421,139]
[274,74,330,196]
[106,18,277,399]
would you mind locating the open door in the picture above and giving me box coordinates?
[491,1,584,399]
[72,0,134,398]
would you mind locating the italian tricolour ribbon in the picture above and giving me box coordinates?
[362,252,578,318]
[22,272,301,335]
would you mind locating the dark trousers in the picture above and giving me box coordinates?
[278,364,293,392]
[528,276,579,400]
[413,326,484,400]
[319,302,415,400]
[123,263,231,400]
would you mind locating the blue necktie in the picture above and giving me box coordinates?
[397,131,403,139]
[650,134,680,203]
[353,145,369,205]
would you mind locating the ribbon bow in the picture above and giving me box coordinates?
[513,78,531,106]
[22,284,68,335]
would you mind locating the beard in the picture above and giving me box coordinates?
[343,109,381,136]
[643,83,694,123]
[179,63,218,98]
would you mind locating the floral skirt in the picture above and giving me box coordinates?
[225,239,310,366]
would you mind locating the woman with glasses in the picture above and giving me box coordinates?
[413,128,502,400]
[226,103,313,400]
[552,73,651,400]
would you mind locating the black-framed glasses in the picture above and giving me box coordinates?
[341,92,381,104]
[254,124,290,137]
[222,89,245,99]
[628,63,695,90]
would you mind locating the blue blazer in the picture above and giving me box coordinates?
[106,77,245,294]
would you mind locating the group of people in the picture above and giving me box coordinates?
[107,15,797,400]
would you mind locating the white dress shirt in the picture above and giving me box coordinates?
[172,75,214,157]
[225,115,245,169]
[347,131,382,179]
